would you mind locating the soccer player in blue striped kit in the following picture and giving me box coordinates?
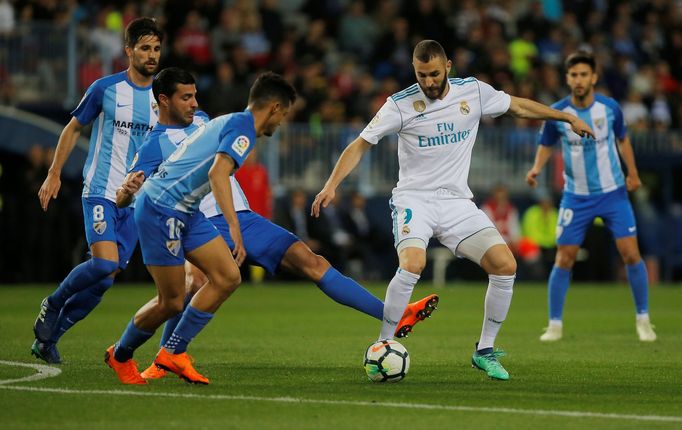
[104,71,300,385]
[116,68,438,382]
[32,18,163,363]
[527,51,657,342]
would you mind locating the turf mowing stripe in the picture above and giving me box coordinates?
[1,384,681,423]
[0,360,61,385]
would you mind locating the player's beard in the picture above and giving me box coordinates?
[170,107,194,126]
[133,59,158,77]
[421,76,448,100]
[572,84,593,101]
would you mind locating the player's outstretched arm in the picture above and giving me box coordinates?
[617,135,642,192]
[38,117,84,211]
[209,153,246,266]
[116,171,145,208]
[526,145,554,188]
[311,137,372,218]
[507,96,595,139]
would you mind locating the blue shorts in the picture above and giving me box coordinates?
[209,211,299,274]
[557,187,637,246]
[82,197,138,270]
[135,193,220,266]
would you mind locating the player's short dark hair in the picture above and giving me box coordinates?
[564,51,596,72]
[413,40,447,63]
[248,72,297,109]
[125,17,163,48]
[153,67,195,101]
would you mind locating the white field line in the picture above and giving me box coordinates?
[0,360,680,423]
[0,360,62,385]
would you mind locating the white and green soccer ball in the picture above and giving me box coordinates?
[363,339,410,382]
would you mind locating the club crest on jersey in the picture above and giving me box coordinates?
[151,101,159,116]
[594,117,605,129]
[413,100,426,113]
[166,240,181,256]
[232,135,250,157]
[459,101,470,115]
[402,225,410,235]
[93,221,107,235]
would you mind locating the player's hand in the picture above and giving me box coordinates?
[229,228,246,266]
[570,117,595,139]
[38,172,61,211]
[526,167,541,188]
[626,173,642,192]
[311,186,335,218]
[121,171,145,195]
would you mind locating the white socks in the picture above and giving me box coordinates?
[477,274,515,350]
[379,268,420,340]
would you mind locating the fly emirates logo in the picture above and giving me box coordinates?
[417,122,471,148]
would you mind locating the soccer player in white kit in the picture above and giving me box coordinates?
[312,40,594,380]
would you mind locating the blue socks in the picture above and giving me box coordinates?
[114,319,155,362]
[163,305,213,354]
[626,260,649,315]
[48,257,118,309]
[548,266,571,320]
[49,277,114,343]
[160,293,193,346]
[317,268,384,320]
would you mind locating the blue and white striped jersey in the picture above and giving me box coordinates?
[539,94,627,195]
[141,110,256,213]
[72,70,158,202]
[130,110,250,213]
[130,111,210,178]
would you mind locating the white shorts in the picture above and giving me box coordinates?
[389,190,498,259]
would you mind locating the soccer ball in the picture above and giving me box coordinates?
[363,339,410,382]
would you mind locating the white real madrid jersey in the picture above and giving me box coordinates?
[360,78,511,198]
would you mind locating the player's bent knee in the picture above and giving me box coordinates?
[496,257,517,276]
[555,250,578,269]
[400,259,426,275]
[89,257,119,279]
[159,298,184,317]
[306,254,331,280]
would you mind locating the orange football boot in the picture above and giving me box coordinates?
[154,348,209,385]
[141,363,167,380]
[104,345,147,385]
[395,294,439,338]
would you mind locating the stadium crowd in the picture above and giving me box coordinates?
[0,0,681,129]
[0,0,681,283]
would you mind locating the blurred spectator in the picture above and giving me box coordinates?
[517,1,550,40]
[276,190,321,254]
[339,1,377,60]
[521,189,559,278]
[309,192,351,271]
[259,0,283,49]
[240,10,270,68]
[203,62,249,117]
[234,148,273,220]
[176,10,212,69]
[508,28,538,79]
[91,7,123,75]
[0,0,15,35]
[622,91,649,131]
[211,7,241,64]
[482,184,521,255]
[78,52,103,93]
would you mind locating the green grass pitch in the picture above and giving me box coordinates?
[1,282,681,429]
